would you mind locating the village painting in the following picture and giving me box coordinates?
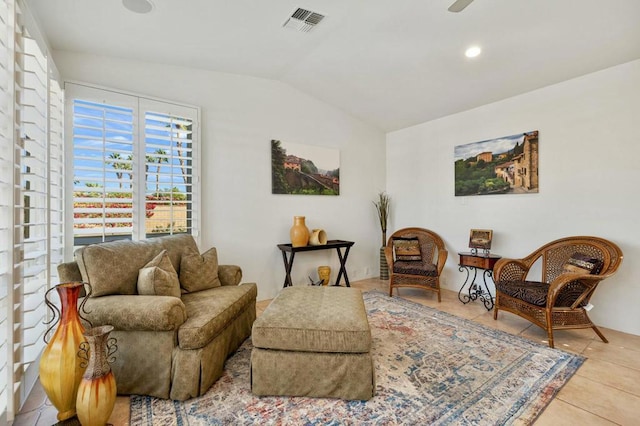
[454,130,539,196]
[271,140,340,195]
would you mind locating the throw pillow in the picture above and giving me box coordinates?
[562,252,603,275]
[137,250,181,298]
[179,247,221,293]
[392,237,422,261]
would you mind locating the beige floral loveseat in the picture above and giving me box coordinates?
[57,234,257,401]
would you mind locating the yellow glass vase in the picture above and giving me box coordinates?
[76,325,117,426]
[39,282,87,421]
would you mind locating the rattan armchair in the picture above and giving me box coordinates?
[385,227,448,301]
[493,236,623,348]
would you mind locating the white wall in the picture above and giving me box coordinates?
[387,59,640,336]
[54,51,387,300]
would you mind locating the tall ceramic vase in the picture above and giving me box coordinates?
[290,216,310,247]
[76,325,117,426]
[39,282,88,421]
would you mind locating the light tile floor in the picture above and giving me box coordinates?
[13,278,640,425]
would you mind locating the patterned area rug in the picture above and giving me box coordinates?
[130,291,584,425]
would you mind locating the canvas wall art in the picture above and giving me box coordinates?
[271,140,340,195]
[454,130,539,196]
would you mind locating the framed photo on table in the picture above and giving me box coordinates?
[469,229,493,251]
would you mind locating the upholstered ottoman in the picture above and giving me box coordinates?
[251,286,375,400]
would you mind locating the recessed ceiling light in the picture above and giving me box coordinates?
[122,0,154,14]
[465,46,482,58]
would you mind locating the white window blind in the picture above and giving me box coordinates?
[17,26,49,371]
[0,1,63,421]
[142,100,195,236]
[48,79,64,294]
[66,84,200,250]
[71,97,135,244]
[0,1,14,422]
[14,6,62,410]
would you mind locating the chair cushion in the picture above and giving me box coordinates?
[178,283,257,350]
[179,247,221,293]
[393,260,437,276]
[137,250,181,298]
[496,280,588,307]
[392,237,422,261]
[563,252,603,275]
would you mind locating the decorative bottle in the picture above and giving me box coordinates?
[39,282,88,421]
[76,325,118,426]
[290,216,310,247]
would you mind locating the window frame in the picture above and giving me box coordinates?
[63,82,201,257]
[1,0,65,420]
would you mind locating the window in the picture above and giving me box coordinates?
[0,0,64,420]
[65,83,200,251]
[142,100,196,236]
[0,2,12,421]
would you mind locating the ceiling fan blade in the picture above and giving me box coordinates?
[448,0,475,13]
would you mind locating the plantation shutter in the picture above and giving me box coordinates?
[0,1,14,421]
[69,87,136,246]
[0,1,63,420]
[141,99,197,237]
[48,79,64,290]
[66,84,200,250]
[7,2,63,418]
[14,11,51,403]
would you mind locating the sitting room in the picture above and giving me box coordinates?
[3,0,640,424]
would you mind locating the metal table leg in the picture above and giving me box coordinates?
[281,251,295,287]
[334,246,351,287]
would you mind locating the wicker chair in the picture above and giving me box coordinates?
[385,227,448,301]
[493,236,623,348]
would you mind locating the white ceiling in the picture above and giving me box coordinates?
[26,0,640,132]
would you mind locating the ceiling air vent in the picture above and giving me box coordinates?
[283,8,325,33]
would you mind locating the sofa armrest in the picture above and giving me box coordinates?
[218,265,242,286]
[83,295,187,331]
[58,261,82,282]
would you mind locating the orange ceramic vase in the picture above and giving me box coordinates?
[76,325,117,426]
[39,282,87,421]
[290,216,310,247]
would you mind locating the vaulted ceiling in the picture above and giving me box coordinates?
[26,0,640,131]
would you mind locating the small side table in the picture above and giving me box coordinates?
[277,240,355,288]
[457,252,501,311]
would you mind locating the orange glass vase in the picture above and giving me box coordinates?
[76,325,117,426]
[39,282,88,421]
[290,216,310,247]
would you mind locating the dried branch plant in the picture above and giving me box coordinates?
[373,191,390,246]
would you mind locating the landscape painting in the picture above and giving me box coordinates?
[454,130,539,196]
[271,140,340,195]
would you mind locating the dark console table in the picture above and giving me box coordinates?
[457,251,502,311]
[277,240,355,288]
